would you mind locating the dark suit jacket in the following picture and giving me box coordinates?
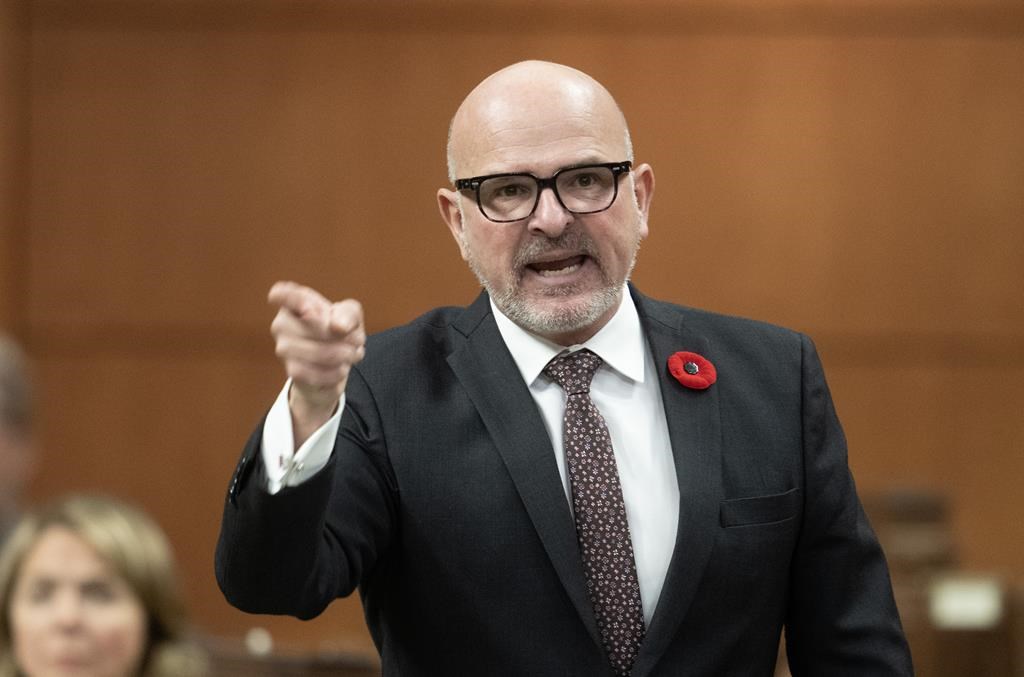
[216,287,913,676]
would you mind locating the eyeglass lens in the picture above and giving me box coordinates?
[478,166,618,222]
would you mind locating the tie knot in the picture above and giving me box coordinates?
[543,349,603,395]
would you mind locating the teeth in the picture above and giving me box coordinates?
[536,262,581,277]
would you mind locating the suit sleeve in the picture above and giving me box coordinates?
[785,334,914,675]
[214,366,398,620]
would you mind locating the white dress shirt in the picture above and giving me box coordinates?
[261,291,679,625]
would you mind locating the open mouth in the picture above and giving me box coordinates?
[526,255,587,277]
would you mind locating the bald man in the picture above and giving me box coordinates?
[216,62,912,676]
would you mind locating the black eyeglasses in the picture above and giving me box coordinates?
[455,161,632,223]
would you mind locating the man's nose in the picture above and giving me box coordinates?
[527,187,572,237]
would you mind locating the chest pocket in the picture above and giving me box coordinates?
[720,487,800,527]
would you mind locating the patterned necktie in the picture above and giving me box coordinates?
[544,349,645,676]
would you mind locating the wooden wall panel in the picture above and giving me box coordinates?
[0,0,28,328]
[20,0,1024,654]
[26,26,468,335]
[829,362,1024,576]
[628,35,1024,336]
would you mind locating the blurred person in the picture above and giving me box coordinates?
[0,335,35,542]
[217,61,912,675]
[0,494,207,676]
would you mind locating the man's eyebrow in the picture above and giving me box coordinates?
[482,159,609,177]
[557,158,606,171]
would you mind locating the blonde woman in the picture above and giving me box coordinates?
[0,495,207,676]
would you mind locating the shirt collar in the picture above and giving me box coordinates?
[490,288,647,386]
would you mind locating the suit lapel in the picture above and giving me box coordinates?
[444,290,724,666]
[445,293,603,648]
[631,289,724,676]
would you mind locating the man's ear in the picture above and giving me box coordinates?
[438,188,470,261]
[631,163,655,238]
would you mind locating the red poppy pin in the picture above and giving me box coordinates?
[667,351,717,390]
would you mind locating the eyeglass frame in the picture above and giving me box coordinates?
[454,161,633,223]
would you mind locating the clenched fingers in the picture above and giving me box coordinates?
[268,281,366,399]
[274,335,366,379]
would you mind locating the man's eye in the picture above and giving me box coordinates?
[485,180,532,202]
[569,172,605,188]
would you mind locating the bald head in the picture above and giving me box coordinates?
[446,61,633,182]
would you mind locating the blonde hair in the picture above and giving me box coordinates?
[0,495,207,677]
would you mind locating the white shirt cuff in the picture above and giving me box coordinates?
[261,379,343,494]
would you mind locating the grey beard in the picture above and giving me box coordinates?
[464,228,640,339]
[497,282,624,338]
